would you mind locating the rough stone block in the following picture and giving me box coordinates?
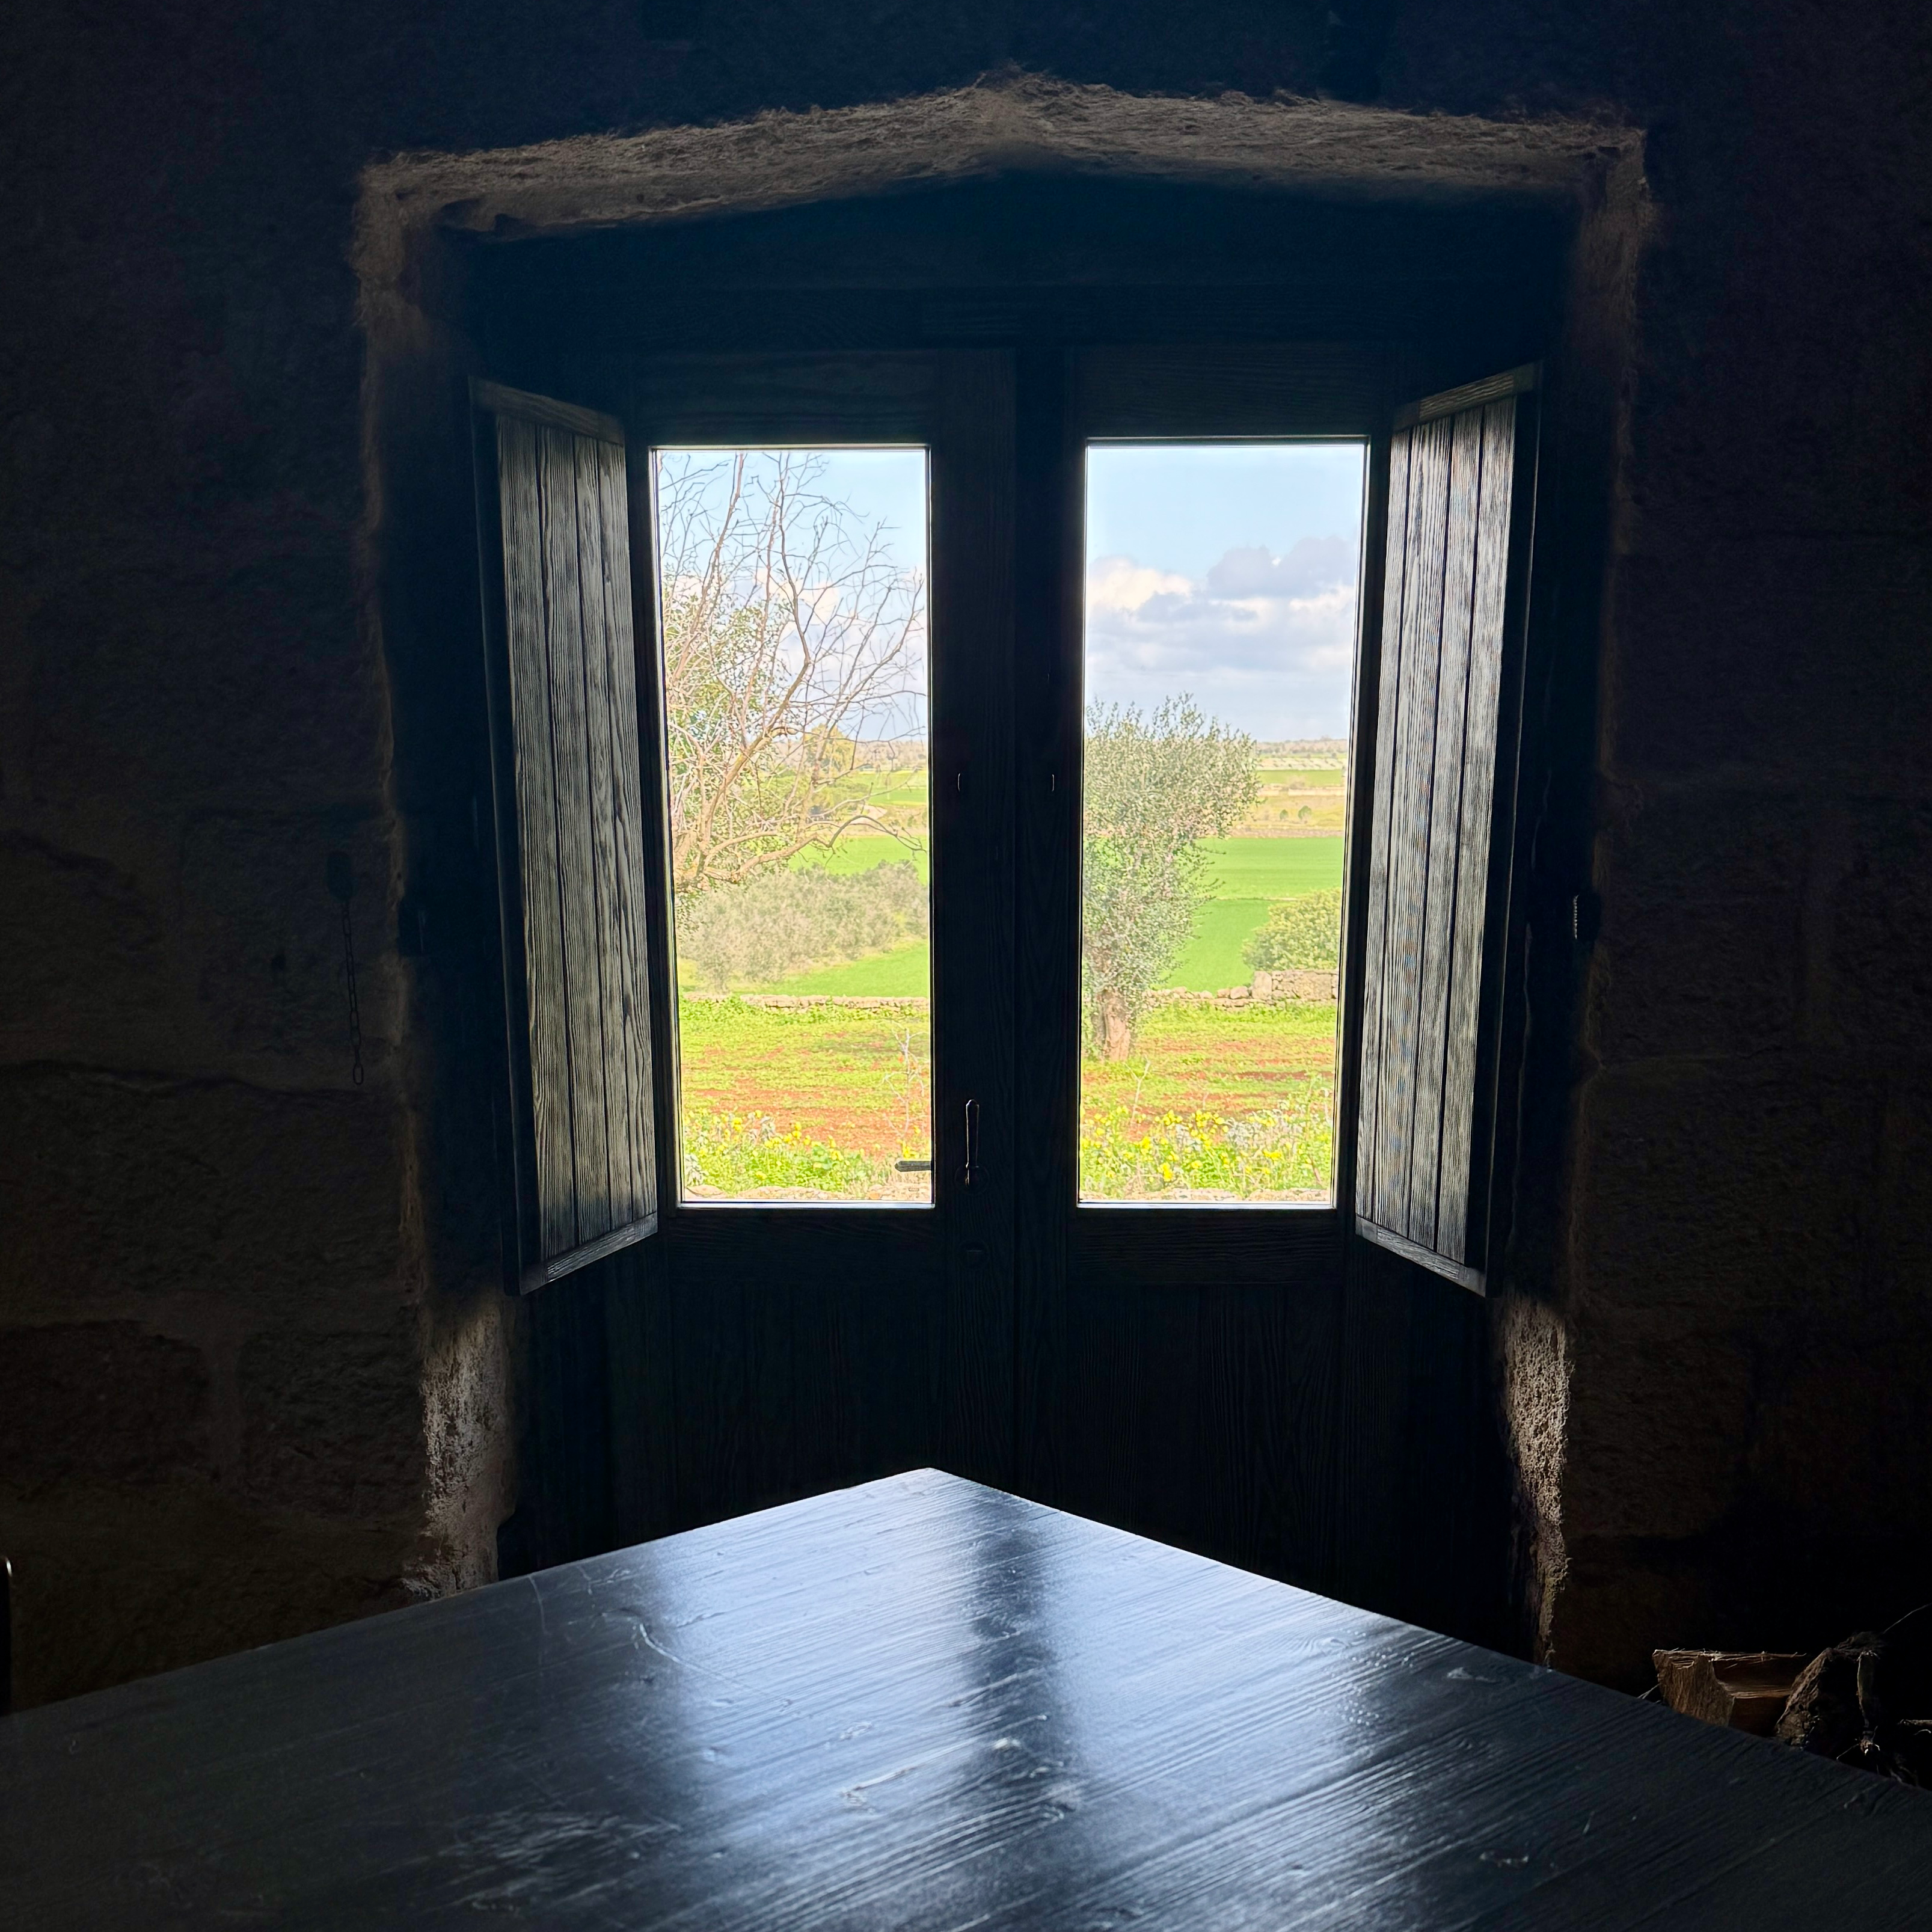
[0,833,169,1066]
[1560,1305,1752,1542]
[238,1320,426,1523]
[23,544,381,819]
[1572,1060,1878,1315]
[1743,1320,1932,1545]
[179,809,398,1084]
[0,1320,210,1491]
[1607,540,1932,788]
[1547,1538,1719,1693]
[1591,892,1801,1064]
[0,1069,407,1323]
[1599,788,1809,906]
[0,1483,420,1709]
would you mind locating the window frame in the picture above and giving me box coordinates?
[1016,344,1395,1290]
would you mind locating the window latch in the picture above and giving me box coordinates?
[961,1097,981,1188]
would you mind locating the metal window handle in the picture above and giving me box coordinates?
[961,1098,981,1188]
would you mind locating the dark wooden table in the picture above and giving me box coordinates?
[5,1470,1928,1927]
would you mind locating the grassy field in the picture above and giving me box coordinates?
[673,768,1347,1201]
[727,833,1345,997]
[790,835,930,882]
[678,998,933,1200]
[768,943,928,996]
[1081,1001,1336,1200]
[676,996,1336,1203]
[1194,836,1343,897]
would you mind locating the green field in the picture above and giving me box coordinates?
[1195,836,1343,897]
[677,832,1346,1200]
[676,996,1336,1203]
[793,835,930,882]
[734,833,1345,996]
[1172,899,1273,989]
[764,942,928,996]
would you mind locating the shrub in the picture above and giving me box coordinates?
[678,860,926,989]
[682,1112,886,1197]
[1242,888,1343,973]
[1078,1090,1331,1200]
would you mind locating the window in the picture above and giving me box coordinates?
[650,446,934,1206]
[1078,440,1367,1206]
[471,345,1541,1301]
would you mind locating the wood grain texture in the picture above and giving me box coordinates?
[497,414,578,1259]
[1353,426,1411,1224]
[1072,344,1382,437]
[1406,405,1484,1253]
[630,352,936,443]
[7,1471,1928,1931]
[1357,387,1523,1284]
[486,392,661,1281]
[1394,360,1540,429]
[571,431,628,1230]
[1011,345,1079,1503]
[1435,397,1517,1259]
[930,350,1017,1487]
[473,376,625,444]
[595,437,657,1228]
[539,423,613,1246]
[1067,1207,1342,1287]
[1372,414,1452,1236]
[1357,1213,1483,1293]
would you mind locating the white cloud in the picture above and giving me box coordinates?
[1087,556,1192,612]
[1085,536,1361,739]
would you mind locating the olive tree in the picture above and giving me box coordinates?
[1082,698,1256,1059]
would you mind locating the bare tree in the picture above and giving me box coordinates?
[655,451,925,898]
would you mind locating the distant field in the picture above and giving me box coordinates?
[791,835,930,882]
[1197,836,1343,898]
[1257,766,1345,787]
[1172,899,1272,990]
[723,833,1345,996]
[759,942,928,996]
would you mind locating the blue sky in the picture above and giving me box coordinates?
[653,441,1367,744]
[1086,441,1366,741]
[655,446,930,741]
[656,446,928,561]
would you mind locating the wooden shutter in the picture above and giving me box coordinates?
[472,380,658,1292]
[1354,366,1539,1292]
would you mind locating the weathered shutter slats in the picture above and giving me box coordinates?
[477,382,659,1291]
[594,438,657,1228]
[538,423,615,1248]
[1409,406,1485,1251]
[1435,399,1518,1257]
[1355,372,1535,1292]
[1354,429,1411,1224]
[497,417,579,1263]
[1372,414,1452,1233]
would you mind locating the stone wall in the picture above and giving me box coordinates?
[5,0,1929,1701]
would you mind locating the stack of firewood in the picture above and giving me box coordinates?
[1652,1606,1932,1782]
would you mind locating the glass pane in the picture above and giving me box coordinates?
[655,448,931,1204]
[1080,441,1366,1206]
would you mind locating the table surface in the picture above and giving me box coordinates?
[4,1470,1928,1928]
